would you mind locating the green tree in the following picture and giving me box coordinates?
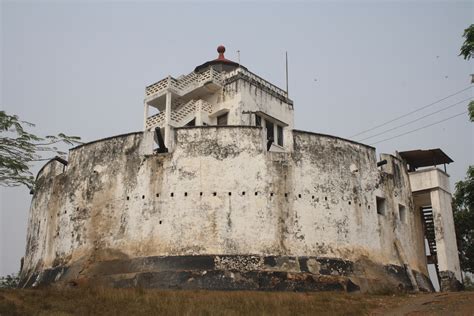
[0,273,19,289]
[460,24,474,60]
[453,166,474,274]
[469,101,474,122]
[0,110,81,189]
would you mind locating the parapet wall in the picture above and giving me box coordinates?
[20,127,431,292]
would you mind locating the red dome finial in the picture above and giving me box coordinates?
[217,45,226,60]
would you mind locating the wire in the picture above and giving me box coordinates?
[358,97,472,142]
[350,86,473,138]
[369,111,468,145]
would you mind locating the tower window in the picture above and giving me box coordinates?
[217,113,228,126]
[398,204,406,222]
[266,120,274,142]
[376,197,386,215]
[277,125,283,146]
[255,115,261,127]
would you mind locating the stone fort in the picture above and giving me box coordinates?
[19,46,462,292]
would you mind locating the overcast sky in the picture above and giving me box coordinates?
[1,1,473,276]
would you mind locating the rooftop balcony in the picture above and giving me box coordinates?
[144,67,292,110]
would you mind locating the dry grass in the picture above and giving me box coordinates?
[0,287,388,316]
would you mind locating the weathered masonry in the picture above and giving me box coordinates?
[19,46,462,292]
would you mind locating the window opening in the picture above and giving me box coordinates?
[399,204,406,222]
[277,125,283,146]
[217,113,228,126]
[376,197,386,215]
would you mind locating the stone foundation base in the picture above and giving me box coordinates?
[19,255,433,293]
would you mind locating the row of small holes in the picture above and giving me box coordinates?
[125,193,362,206]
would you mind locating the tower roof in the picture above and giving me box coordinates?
[194,45,247,73]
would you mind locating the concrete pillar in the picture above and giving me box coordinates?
[164,91,172,148]
[196,100,203,126]
[430,188,463,290]
[143,103,149,130]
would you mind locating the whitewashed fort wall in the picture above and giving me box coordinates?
[20,127,432,291]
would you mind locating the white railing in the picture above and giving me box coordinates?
[145,68,223,99]
[200,100,213,113]
[223,68,288,99]
[145,112,165,129]
[170,100,197,123]
[145,99,215,130]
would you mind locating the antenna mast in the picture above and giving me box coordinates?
[285,51,289,97]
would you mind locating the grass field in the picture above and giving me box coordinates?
[1,287,473,315]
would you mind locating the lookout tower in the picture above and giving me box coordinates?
[399,149,462,291]
[143,45,294,152]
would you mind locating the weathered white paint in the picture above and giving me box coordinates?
[21,128,431,290]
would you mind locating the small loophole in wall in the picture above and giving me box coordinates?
[242,191,246,195]
[359,203,362,207]
[255,192,258,196]
[184,192,188,197]
[228,192,232,196]
[159,220,162,224]
[270,192,274,197]
[213,192,217,196]
[312,195,315,200]
[171,193,174,197]
[368,205,371,209]
[142,195,145,199]
[348,201,351,205]
[285,193,288,197]
[200,192,203,196]
[298,194,301,198]
[156,193,159,197]
[325,196,328,201]
[126,197,129,201]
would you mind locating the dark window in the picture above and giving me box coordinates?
[277,125,283,146]
[217,113,228,126]
[376,197,386,215]
[398,204,406,222]
[266,120,274,142]
[255,115,261,127]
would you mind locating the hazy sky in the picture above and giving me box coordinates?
[1,1,473,276]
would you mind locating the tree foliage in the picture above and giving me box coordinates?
[0,273,19,289]
[460,24,474,60]
[453,166,474,274]
[469,101,474,122]
[0,111,81,189]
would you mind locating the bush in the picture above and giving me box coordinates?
[0,273,20,289]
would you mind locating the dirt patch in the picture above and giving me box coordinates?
[0,288,473,315]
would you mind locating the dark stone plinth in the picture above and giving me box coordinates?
[19,255,433,293]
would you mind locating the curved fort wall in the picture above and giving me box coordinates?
[20,127,432,292]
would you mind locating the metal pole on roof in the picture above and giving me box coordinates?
[285,51,289,97]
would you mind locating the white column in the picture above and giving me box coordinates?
[143,103,149,130]
[164,91,172,148]
[195,100,203,126]
[430,189,462,282]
